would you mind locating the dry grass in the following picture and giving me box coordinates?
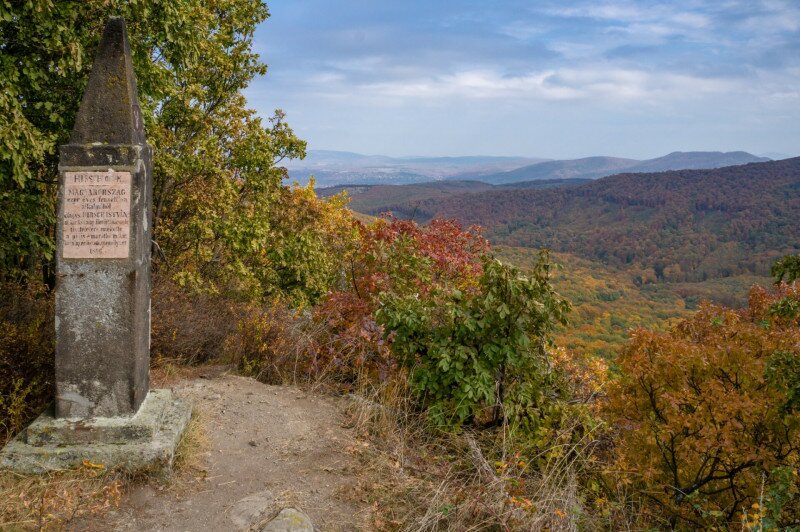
[0,395,208,530]
[0,465,123,530]
[224,301,322,386]
[337,375,616,531]
[150,362,234,389]
[150,278,240,366]
[173,408,209,475]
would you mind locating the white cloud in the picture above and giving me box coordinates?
[345,67,742,103]
[544,2,711,29]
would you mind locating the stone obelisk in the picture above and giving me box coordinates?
[55,16,151,419]
[1,17,190,474]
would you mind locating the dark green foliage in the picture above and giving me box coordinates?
[377,253,570,428]
[765,351,800,415]
[772,254,800,284]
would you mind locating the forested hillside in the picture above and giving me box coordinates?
[497,246,771,357]
[403,158,800,282]
[317,178,589,216]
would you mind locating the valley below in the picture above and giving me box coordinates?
[321,156,799,359]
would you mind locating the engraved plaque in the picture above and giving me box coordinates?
[63,171,131,259]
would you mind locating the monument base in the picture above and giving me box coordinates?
[0,389,191,475]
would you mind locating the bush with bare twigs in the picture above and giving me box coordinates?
[0,282,54,444]
[340,363,615,531]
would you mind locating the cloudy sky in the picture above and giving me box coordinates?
[245,0,800,159]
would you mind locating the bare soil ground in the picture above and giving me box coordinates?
[93,371,375,531]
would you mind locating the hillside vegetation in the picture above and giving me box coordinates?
[497,246,771,358]
[317,179,589,217]
[407,158,800,282]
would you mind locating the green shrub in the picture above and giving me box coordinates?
[377,253,570,428]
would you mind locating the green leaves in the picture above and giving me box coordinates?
[377,252,570,429]
[771,254,800,285]
[0,0,329,300]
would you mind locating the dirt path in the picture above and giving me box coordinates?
[98,373,374,531]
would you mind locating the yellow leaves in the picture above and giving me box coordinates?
[509,496,534,510]
[81,459,106,470]
[741,501,768,531]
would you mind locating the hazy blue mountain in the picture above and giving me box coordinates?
[759,152,794,160]
[472,156,640,184]
[472,151,769,185]
[288,150,772,187]
[283,150,547,186]
[627,151,769,173]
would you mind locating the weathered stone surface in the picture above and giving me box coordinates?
[54,16,152,418]
[69,17,145,146]
[260,508,315,532]
[229,489,277,529]
[0,390,191,474]
[24,389,170,446]
[0,17,191,477]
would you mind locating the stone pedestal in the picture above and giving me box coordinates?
[0,390,191,474]
[0,17,190,474]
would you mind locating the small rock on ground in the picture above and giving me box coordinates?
[260,508,314,532]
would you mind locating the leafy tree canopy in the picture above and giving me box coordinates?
[1,0,327,302]
[378,253,571,428]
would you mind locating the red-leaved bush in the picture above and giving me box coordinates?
[310,217,489,389]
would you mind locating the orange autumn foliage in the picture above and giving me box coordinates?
[605,284,800,527]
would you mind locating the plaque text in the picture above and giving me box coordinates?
[63,171,132,259]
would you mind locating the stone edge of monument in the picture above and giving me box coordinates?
[0,390,191,475]
[24,389,171,446]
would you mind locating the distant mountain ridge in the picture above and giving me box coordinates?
[284,151,546,186]
[287,150,770,187]
[476,156,639,184]
[384,157,800,282]
[476,151,770,184]
[629,151,770,173]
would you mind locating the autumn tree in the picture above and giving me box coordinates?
[0,0,338,302]
[605,284,800,528]
[310,218,490,385]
